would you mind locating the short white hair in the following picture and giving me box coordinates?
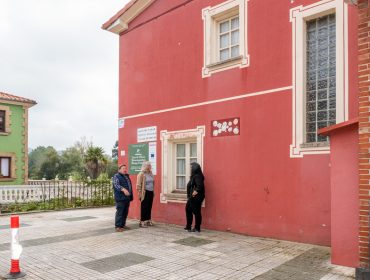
[141,161,152,172]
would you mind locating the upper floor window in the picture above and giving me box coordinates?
[0,110,5,133]
[219,16,240,61]
[202,0,249,78]
[305,14,336,143]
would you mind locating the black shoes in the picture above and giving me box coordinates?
[184,226,200,233]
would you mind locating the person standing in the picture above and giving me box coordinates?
[184,162,205,232]
[136,161,155,227]
[112,164,133,232]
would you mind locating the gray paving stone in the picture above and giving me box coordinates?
[0,227,116,251]
[252,248,332,280]
[60,216,97,222]
[81,252,154,273]
[0,223,31,229]
[173,236,214,247]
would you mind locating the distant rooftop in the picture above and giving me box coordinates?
[0,91,37,106]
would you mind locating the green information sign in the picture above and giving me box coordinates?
[128,143,149,174]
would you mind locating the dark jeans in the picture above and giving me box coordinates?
[185,196,204,231]
[141,190,154,221]
[115,200,130,228]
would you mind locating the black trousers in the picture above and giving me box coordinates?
[115,200,130,228]
[185,196,204,231]
[141,190,154,221]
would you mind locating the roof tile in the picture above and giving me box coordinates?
[0,91,37,105]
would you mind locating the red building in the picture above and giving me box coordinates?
[103,0,360,268]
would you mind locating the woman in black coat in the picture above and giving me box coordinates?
[184,162,205,232]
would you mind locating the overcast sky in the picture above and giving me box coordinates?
[0,0,129,155]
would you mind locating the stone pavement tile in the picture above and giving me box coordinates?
[173,236,214,247]
[60,216,97,222]
[190,271,224,279]
[169,257,199,267]
[160,272,188,280]
[141,267,175,279]
[319,273,355,280]
[80,252,154,273]
[187,261,217,273]
[174,267,204,278]
[220,261,250,270]
[242,264,272,276]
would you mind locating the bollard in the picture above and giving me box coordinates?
[3,215,25,279]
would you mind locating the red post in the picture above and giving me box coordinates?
[3,215,25,279]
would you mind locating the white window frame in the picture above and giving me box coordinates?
[0,152,16,181]
[160,126,205,203]
[290,0,348,157]
[202,0,250,78]
[0,105,11,135]
[175,142,197,191]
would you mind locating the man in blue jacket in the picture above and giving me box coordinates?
[113,164,133,232]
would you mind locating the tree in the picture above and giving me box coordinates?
[112,140,118,161]
[58,147,85,180]
[29,146,61,179]
[29,146,48,179]
[84,147,108,179]
[37,147,60,180]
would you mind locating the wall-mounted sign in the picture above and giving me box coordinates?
[211,117,240,137]
[128,143,148,174]
[137,126,157,142]
[128,142,157,175]
[148,142,157,175]
[118,118,125,129]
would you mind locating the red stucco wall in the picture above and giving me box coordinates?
[115,0,358,246]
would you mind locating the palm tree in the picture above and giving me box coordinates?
[84,147,108,179]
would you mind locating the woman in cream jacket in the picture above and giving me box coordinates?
[136,161,155,227]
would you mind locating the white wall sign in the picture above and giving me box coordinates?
[118,118,125,129]
[149,142,157,175]
[137,126,157,142]
[120,150,125,157]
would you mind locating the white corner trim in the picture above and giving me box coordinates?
[202,0,250,78]
[106,0,155,34]
[290,0,349,158]
[107,19,128,34]
[160,126,205,204]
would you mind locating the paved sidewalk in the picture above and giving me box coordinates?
[0,208,355,280]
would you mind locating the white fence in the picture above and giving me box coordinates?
[0,181,104,204]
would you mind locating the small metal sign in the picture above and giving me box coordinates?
[137,126,157,142]
[118,118,125,129]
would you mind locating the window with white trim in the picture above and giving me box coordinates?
[0,157,11,178]
[219,16,240,61]
[175,142,197,190]
[290,0,347,157]
[0,106,11,135]
[305,14,336,143]
[0,110,5,133]
[202,0,249,78]
[160,126,205,203]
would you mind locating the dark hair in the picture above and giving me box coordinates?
[118,164,126,170]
